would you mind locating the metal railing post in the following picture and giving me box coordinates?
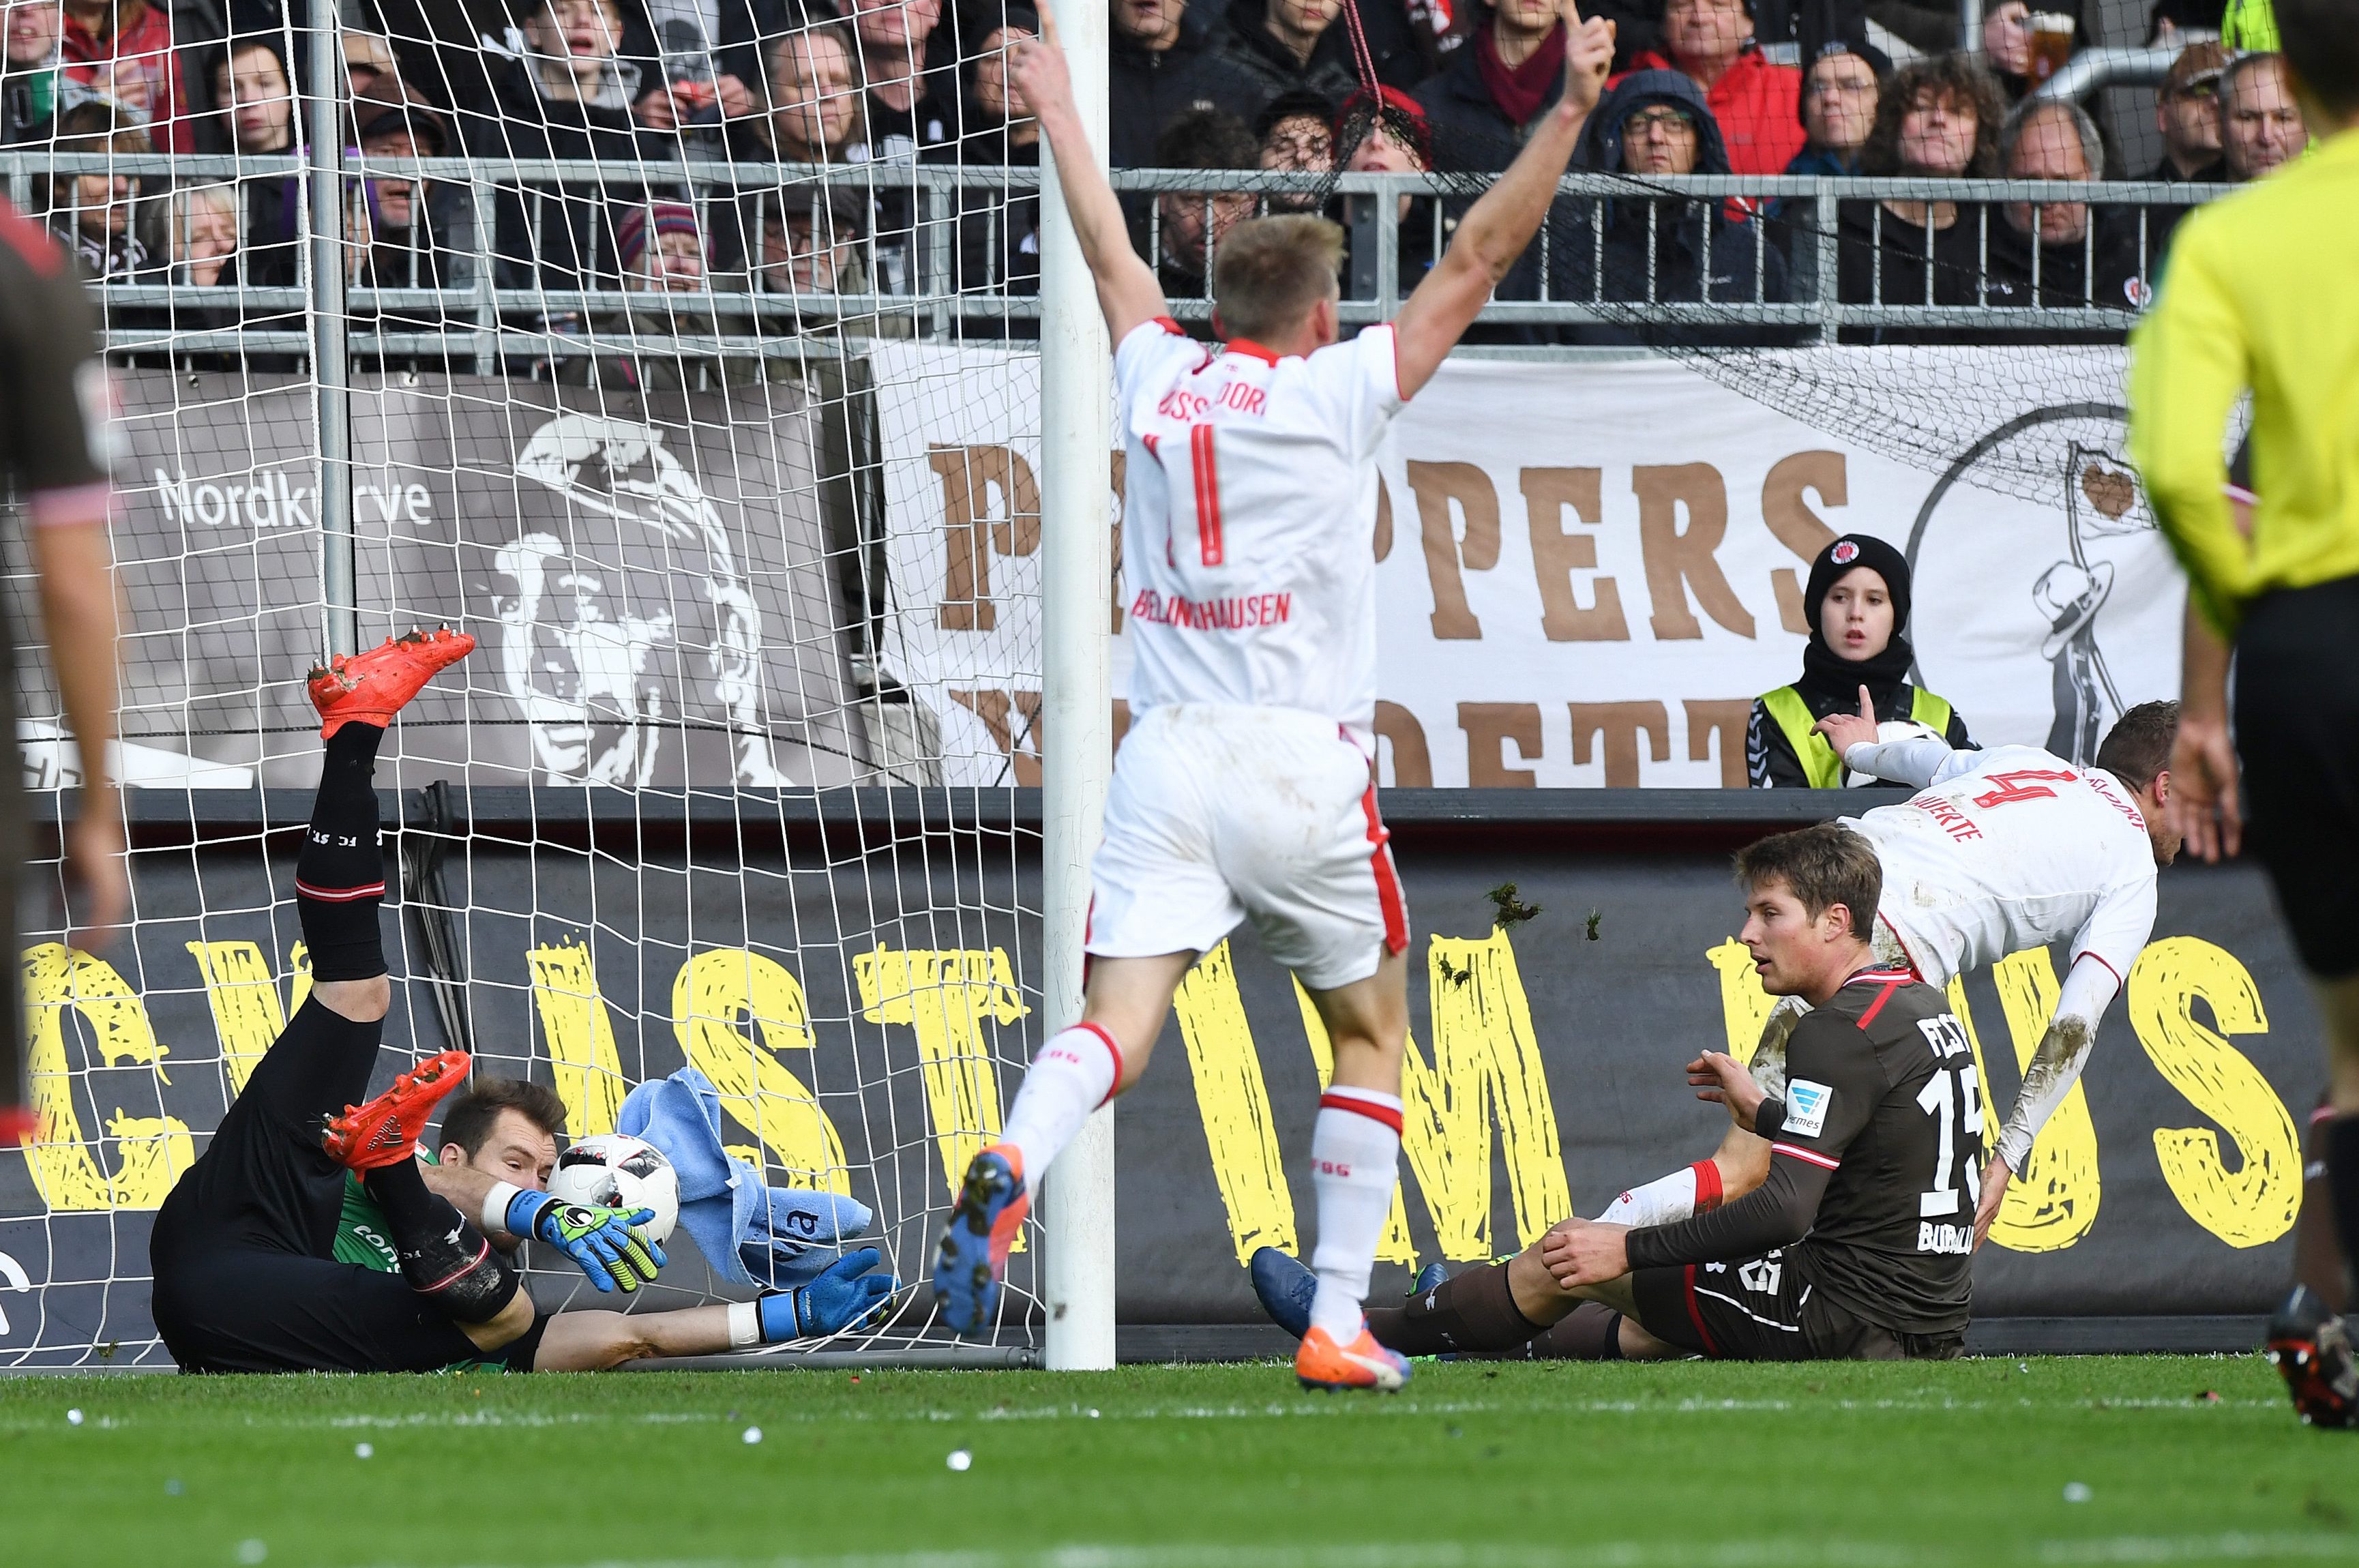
[1815,177,1838,345]
[308,0,355,657]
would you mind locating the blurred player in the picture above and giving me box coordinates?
[1262,825,1981,1363]
[149,630,894,1372]
[0,190,128,1147]
[2130,0,2359,1426]
[932,0,1616,1391]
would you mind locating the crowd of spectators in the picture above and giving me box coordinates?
[0,0,2309,349]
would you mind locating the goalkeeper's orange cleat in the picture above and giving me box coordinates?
[323,1050,472,1170]
[308,627,475,738]
[1295,1321,1412,1393]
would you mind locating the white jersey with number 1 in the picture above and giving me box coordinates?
[1083,319,1413,992]
[1843,743,2158,991]
[1112,317,1406,744]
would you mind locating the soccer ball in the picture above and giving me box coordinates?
[548,1133,681,1243]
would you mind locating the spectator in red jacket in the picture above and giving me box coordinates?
[59,0,190,151]
[1616,0,1803,174]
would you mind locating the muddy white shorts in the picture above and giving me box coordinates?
[1086,703,1409,991]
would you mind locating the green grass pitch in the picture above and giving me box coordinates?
[3,1355,2357,1567]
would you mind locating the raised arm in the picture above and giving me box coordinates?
[1391,1,1614,399]
[1008,4,1166,344]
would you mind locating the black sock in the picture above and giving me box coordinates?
[363,1159,518,1323]
[298,722,387,981]
[1365,1261,1543,1356]
[2326,1116,2359,1310]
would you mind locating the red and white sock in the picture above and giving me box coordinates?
[1307,1086,1404,1340]
[1594,1160,1722,1228]
[997,1023,1123,1198]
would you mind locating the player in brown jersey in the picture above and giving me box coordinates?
[1253,822,1982,1361]
[0,194,128,1147]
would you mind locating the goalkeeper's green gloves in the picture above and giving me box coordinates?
[491,1183,665,1293]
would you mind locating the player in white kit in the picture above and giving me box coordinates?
[930,0,1618,1389]
[1601,698,2182,1247]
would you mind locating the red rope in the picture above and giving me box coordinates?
[1338,0,1382,99]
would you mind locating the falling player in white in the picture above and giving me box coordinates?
[930,0,1618,1390]
[1601,696,2182,1248]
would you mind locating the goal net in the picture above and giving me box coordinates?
[0,1,1058,1365]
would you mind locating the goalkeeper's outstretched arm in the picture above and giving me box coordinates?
[1391,0,1614,398]
[1009,5,1166,344]
[531,1250,900,1370]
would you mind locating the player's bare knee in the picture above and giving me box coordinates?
[1713,1138,1771,1200]
[460,1285,537,1353]
[313,975,391,1024]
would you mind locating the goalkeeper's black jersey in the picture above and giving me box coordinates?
[1627,969,1981,1335]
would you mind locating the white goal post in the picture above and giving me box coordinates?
[1036,0,1118,1373]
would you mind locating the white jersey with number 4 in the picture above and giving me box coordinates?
[1844,744,2158,990]
[1112,318,1406,743]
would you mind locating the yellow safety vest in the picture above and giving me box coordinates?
[1760,685,1956,789]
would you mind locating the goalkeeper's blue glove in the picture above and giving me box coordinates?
[503,1188,666,1293]
[755,1248,896,1340]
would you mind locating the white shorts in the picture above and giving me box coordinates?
[1086,704,1408,992]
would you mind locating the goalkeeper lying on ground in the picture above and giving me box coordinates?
[149,630,895,1372]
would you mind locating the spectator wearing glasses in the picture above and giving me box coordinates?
[1558,69,1791,343]
[2219,50,2306,181]
[1616,0,1805,176]
[1785,38,1884,179]
[1836,53,2005,331]
[3,0,63,144]
[2145,40,2225,260]
[1985,96,2143,315]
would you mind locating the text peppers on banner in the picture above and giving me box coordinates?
[874,346,2183,788]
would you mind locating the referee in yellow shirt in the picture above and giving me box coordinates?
[2128,0,2358,1428]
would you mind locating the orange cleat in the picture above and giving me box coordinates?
[1295,1320,1412,1393]
[308,628,475,738]
[323,1050,473,1170]
[0,1105,36,1148]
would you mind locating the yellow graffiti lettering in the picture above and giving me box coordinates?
[855,948,1024,1248]
[1980,949,2103,1252]
[2128,936,2300,1249]
[1417,932,1572,1259]
[1291,973,1414,1266]
[1706,938,1779,1066]
[672,948,850,1193]
[1162,941,1296,1264]
[20,944,194,1212]
[186,941,286,1093]
[527,939,627,1139]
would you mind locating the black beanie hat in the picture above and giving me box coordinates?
[1804,533,1912,638]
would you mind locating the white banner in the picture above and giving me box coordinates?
[874,344,2183,788]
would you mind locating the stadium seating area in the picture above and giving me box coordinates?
[0,0,2278,353]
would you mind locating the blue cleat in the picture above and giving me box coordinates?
[1410,1262,1448,1301]
[1250,1246,1317,1339]
[933,1143,1028,1338]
